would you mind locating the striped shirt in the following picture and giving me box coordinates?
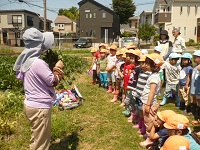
[133,71,151,98]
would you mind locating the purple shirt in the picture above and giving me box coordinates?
[22,58,56,108]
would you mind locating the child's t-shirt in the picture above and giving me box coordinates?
[191,65,200,95]
[98,58,108,73]
[115,60,124,78]
[141,73,161,105]
[179,66,193,87]
[123,62,135,90]
[127,66,142,90]
[107,55,117,71]
[161,61,181,85]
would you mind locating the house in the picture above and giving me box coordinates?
[78,0,120,43]
[0,9,52,46]
[139,11,153,25]
[120,16,139,37]
[152,0,200,42]
[53,15,76,37]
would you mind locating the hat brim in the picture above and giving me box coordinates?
[163,123,174,129]
[43,32,54,50]
[157,112,165,122]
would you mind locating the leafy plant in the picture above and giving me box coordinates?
[186,38,196,46]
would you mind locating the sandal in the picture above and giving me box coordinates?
[139,140,153,148]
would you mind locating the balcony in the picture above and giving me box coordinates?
[154,12,171,24]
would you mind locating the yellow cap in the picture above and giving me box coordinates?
[90,47,97,53]
[109,45,118,51]
[138,55,146,62]
[100,49,107,53]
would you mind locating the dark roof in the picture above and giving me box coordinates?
[78,0,115,15]
[0,9,39,16]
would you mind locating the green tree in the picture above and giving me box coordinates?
[59,7,79,20]
[112,0,136,24]
[138,23,157,43]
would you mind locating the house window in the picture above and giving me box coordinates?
[168,7,170,12]
[89,13,92,18]
[180,5,183,14]
[86,13,88,18]
[187,5,190,14]
[184,27,186,36]
[12,15,22,24]
[195,5,198,14]
[27,16,33,26]
[93,13,96,18]
[195,27,197,35]
[58,24,64,30]
[102,12,106,19]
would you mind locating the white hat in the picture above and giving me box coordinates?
[154,46,162,52]
[141,49,148,54]
[169,53,181,59]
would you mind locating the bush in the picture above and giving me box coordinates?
[0,46,14,55]
[153,34,160,46]
[186,39,196,46]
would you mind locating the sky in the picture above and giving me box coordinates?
[1,0,155,22]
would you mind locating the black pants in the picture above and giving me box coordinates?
[92,70,99,81]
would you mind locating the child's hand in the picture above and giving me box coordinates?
[144,104,150,113]
[55,60,64,69]
[184,85,189,91]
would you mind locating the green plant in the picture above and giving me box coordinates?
[186,38,196,46]
[153,34,160,45]
[0,46,14,55]
[121,31,132,37]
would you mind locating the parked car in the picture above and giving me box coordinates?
[122,37,137,47]
[74,37,92,48]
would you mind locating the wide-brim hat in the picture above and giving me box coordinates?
[160,30,168,36]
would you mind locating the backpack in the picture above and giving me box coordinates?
[190,132,200,145]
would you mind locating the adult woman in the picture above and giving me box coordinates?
[156,30,173,60]
[13,28,64,150]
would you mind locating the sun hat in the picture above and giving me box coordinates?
[154,46,162,52]
[90,47,97,53]
[104,44,109,49]
[99,43,105,48]
[138,55,146,62]
[193,50,200,57]
[122,53,126,58]
[129,49,142,57]
[160,135,190,150]
[160,30,168,36]
[157,110,176,122]
[164,114,189,130]
[141,49,148,55]
[100,49,107,53]
[169,53,181,59]
[13,27,54,73]
[120,47,127,54]
[181,53,192,60]
[110,45,118,51]
[125,49,132,54]
[146,53,163,67]
[126,42,136,49]
[116,50,121,56]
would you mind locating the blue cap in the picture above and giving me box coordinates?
[181,53,192,60]
[154,46,162,52]
[169,53,181,59]
[193,50,200,57]
[141,49,148,54]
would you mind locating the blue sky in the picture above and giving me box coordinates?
[1,0,154,22]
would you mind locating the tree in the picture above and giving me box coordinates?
[138,23,157,43]
[112,0,136,24]
[59,7,79,20]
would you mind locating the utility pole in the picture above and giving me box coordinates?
[43,0,47,32]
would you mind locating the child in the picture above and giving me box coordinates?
[140,110,176,149]
[160,135,190,150]
[111,50,124,102]
[106,45,118,93]
[141,49,148,55]
[191,50,200,135]
[90,47,99,85]
[126,42,136,50]
[140,53,163,146]
[164,114,200,149]
[160,53,182,107]
[131,55,151,134]
[154,46,162,55]
[97,49,108,89]
[179,53,193,113]
[120,50,135,106]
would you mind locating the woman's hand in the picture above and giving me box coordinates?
[55,60,64,69]
[144,104,150,113]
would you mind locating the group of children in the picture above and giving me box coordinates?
[90,43,200,149]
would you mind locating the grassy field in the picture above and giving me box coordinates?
[0,48,198,150]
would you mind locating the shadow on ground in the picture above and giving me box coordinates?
[50,132,79,150]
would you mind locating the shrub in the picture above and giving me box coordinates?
[186,39,196,46]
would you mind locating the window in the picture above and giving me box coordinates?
[27,16,33,26]
[184,27,186,36]
[93,13,96,18]
[58,24,64,30]
[102,12,106,19]
[195,27,197,35]
[86,13,88,18]
[180,5,183,14]
[187,5,190,14]
[89,13,92,18]
[168,7,170,12]
[195,5,198,14]
[12,15,22,24]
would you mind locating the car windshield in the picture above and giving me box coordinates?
[78,38,87,42]
[124,38,135,42]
